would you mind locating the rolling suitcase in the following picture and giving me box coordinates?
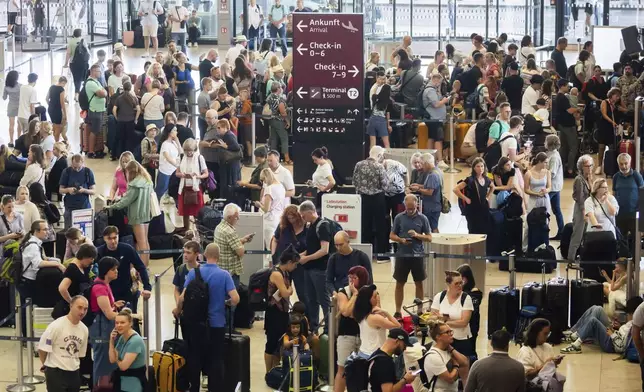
[579,230,616,281]
[487,209,504,258]
[487,286,520,337]
[569,266,604,326]
[282,350,317,392]
[559,222,574,260]
[224,306,251,392]
[233,283,255,330]
[545,277,568,344]
[603,145,617,176]
[521,264,547,311]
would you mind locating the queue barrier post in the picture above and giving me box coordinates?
[154,274,162,352]
[28,57,33,74]
[250,112,257,167]
[508,254,516,290]
[327,297,336,388]
[444,120,461,174]
[6,296,35,392]
[292,344,300,392]
[22,299,44,385]
[143,296,151,360]
[630,96,644,299]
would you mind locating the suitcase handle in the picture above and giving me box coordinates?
[541,263,546,286]
[566,263,583,281]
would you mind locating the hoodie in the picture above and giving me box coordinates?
[107,176,154,225]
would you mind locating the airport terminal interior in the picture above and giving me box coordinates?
[0,0,643,391]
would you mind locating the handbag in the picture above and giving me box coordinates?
[150,189,161,217]
[183,189,199,205]
[218,148,243,163]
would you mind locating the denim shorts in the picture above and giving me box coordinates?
[425,211,440,231]
[87,110,105,135]
[367,115,388,138]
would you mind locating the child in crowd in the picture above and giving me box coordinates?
[477,76,493,114]
[534,98,555,132]
[237,89,253,162]
[282,314,309,352]
[291,301,320,359]
[141,124,159,185]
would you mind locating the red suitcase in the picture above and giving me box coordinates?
[618,139,635,168]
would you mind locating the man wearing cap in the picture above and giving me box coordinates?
[501,62,524,111]
[521,74,543,115]
[137,0,164,58]
[554,78,580,176]
[225,35,248,66]
[168,1,189,53]
[368,328,417,392]
[268,0,288,57]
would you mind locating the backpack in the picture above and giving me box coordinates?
[483,133,515,173]
[182,266,209,325]
[248,266,283,311]
[344,351,388,392]
[464,84,483,110]
[72,38,90,64]
[474,119,498,153]
[500,192,524,220]
[43,202,61,224]
[78,79,99,111]
[514,305,538,345]
[456,178,473,216]
[5,241,42,285]
[416,345,461,391]
[0,240,22,284]
[315,218,343,254]
[253,51,271,77]
[415,84,435,119]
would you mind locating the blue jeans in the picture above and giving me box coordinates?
[155,171,173,199]
[269,24,287,57]
[549,191,564,236]
[571,305,614,352]
[290,265,309,313]
[247,25,261,50]
[305,268,330,334]
[171,32,187,53]
[224,275,240,329]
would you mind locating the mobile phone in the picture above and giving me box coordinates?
[411,369,422,376]
[442,314,449,319]
[249,232,256,238]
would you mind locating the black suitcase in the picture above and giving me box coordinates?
[224,307,251,392]
[0,285,14,327]
[133,26,144,48]
[55,231,67,260]
[545,277,569,344]
[157,25,166,48]
[559,222,574,260]
[579,230,616,281]
[487,286,520,337]
[233,283,255,330]
[603,147,617,176]
[521,270,547,312]
[519,246,556,273]
[569,266,604,326]
[149,233,175,260]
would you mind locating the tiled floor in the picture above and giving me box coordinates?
[0,45,640,392]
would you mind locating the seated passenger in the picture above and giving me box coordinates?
[516,318,564,380]
[560,296,643,354]
[282,314,309,353]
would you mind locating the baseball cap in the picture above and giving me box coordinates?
[530,75,544,84]
[388,328,413,347]
[557,78,570,88]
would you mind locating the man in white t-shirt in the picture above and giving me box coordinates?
[240,0,263,50]
[138,0,165,58]
[18,73,39,133]
[168,2,189,53]
[423,321,470,392]
[38,296,89,392]
[267,150,294,204]
[521,75,543,115]
[225,35,248,66]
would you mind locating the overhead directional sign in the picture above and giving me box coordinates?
[292,13,364,143]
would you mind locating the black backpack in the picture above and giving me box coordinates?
[182,266,209,325]
[78,79,99,111]
[315,218,343,254]
[483,133,515,173]
[344,351,388,392]
[72,39,90,64]
[474,119,498,153]
[248,266,283,311]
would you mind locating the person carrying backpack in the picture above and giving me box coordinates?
[64,29,90,101]
[423,73,450,170]
[175,243,240,392]
[366,329,416,392]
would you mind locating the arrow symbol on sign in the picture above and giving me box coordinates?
[297,87,308,99]
[297,44,306,56]
[353,109,360,115]
[297,117,302,123]
[297,126,303,132]
[349,65,359,78]
[297,108,303,114]
[297,20,308,32]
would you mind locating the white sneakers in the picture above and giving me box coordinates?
[438,160,449,170]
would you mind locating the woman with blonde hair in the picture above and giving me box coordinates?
[109,151,135,201]
[365,51,380,72]
[141,79,165,130]
[256,167,286,250]
[14,185,39,229]
[145,62,169,91]
[39,121,55,166]
[585,178,619,237]
[46,142,69,199]
[105,161,154,267]
[175,138,208,232]
[108,308,147,392]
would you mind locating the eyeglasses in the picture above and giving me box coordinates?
[453,281,464,286]
[439,330,454,336]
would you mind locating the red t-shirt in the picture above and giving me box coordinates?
[90,279,114,313]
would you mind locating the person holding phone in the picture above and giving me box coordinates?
[516,318,563,379]
[584,178,619,236]
[0,194,25,255]
[421,320,470,391]
[109,308,147,391]
[367,328,416,392]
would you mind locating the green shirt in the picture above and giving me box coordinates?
[115,333,146,392]
[488,120,509,141]
[85,78,106,113]
[269,4,286,23]
[67,37,81,62]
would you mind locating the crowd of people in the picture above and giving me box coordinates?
[1,11,644,392]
